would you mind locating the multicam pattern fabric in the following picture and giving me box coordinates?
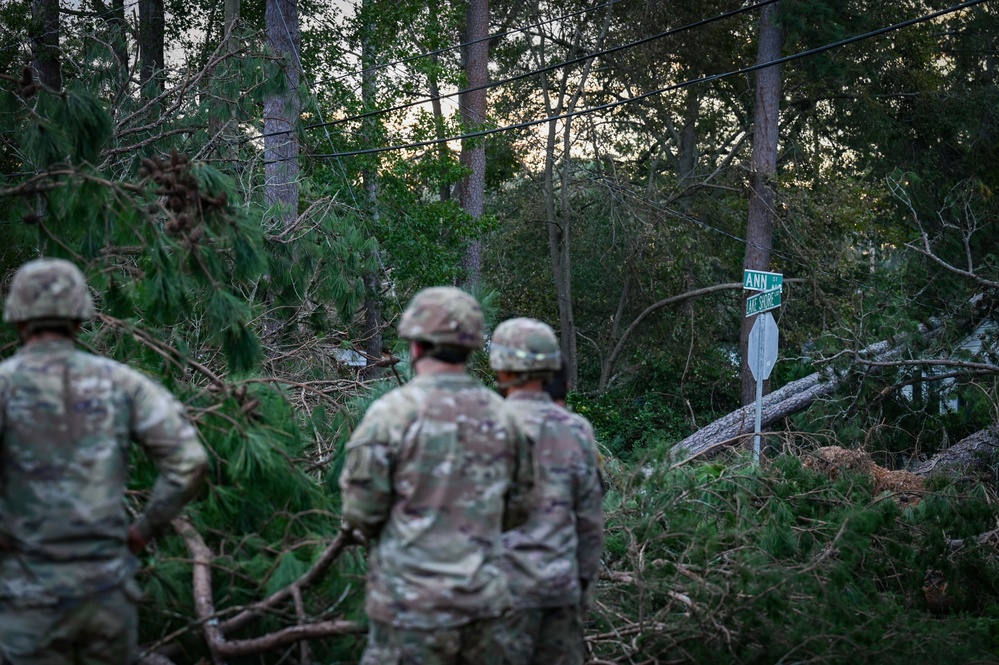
[499,605,585,665]
[0,339,208,604]
[397,287,484,349]
[3,258,95,323]
[0,585,138,665]
[489,318,561,373]
[339,372,532,630]
[360,617,505,665]
[502,391,604,609]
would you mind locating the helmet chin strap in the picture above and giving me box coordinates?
[495,370,554,394]
[18,319,78,342]
[495,374,532,393]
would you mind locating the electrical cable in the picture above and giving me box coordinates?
[291,0,989,162]
[281,0,781,140]
[313,0,623,88]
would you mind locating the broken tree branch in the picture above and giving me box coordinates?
[173,517,226,664]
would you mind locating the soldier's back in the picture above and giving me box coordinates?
[0,339,185,601]
[345,371,518,629]
[502,392,602,609]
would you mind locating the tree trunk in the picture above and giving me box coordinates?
[535,3,612,390]
[360,2,382,376]
[138,0,165,91]
[678,86,699,186]
[424,2,451,203]
[673,320,946,462]
[545,127,579,389]
[739,2,783,405]
[225,0,241,53]
[458,0,489,287]
[264,0,301,231]
[31,0,61,90]
[914,425,999,478]
[673,370,836,462]
[108,0,128,90]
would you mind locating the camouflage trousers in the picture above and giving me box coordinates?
[500,605,584,665]
[360,617,505,665]
[0,587,137,665]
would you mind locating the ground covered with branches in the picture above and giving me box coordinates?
[589,449,999,664]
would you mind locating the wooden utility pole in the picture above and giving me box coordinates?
[458,0,489,287]
[740,2,783,405]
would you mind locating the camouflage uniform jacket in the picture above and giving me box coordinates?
[502,391,603,609]
[0,339,208,605]
[339,371,533,630]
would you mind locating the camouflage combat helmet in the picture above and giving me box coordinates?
[3,258,95,323]
[398,286,484,349]
[489,317,561,373]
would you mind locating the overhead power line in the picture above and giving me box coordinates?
[291,0,988,162]
[287,0,781,139]
[315,0,623,88]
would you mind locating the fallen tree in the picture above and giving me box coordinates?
[670,321,947,462]
[914,424,999,478]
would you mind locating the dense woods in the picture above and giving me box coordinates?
[2,0,999,662]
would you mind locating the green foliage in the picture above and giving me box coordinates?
[595,453,999,663]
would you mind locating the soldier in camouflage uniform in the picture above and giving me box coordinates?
[339,287,533,665]
[0,258,209,665]
[490,318,604,665]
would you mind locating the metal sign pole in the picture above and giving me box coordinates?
[753,322,765,463]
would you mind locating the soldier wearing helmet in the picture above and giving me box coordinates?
[339,287,532,665]
[0,258,208,665]
[491,318,604,665]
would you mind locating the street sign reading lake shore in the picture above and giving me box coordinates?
[743,269,783,292]
[746,287,781,317]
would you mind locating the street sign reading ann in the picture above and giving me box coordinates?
[746,288,781,317]
[743,269,783,292]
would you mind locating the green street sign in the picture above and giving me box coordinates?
[746,287,781,317]
[743,269,783,292]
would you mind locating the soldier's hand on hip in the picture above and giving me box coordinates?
[127,525,149,554]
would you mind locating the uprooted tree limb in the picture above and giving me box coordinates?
[156,518,363,662]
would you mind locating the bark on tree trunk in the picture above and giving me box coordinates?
[264,0,301,231]
[225,0,240,53]
[458,0,489,287]
[361,3,382,377]
[31,0,61,90]
[678,87,699,186]
[914,425,999,478]
[138,0,165,91]
[225,0,241,53]
[108,0,128,89]
[740,1,783,405]
[426,2,451,203]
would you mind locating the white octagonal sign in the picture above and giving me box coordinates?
[748,312,779,381]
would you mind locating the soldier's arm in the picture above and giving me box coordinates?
[502,417,534,531]
[128,371,209,543]
[575,425,605,587]
[338,404,395,541]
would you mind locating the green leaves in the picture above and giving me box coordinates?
[599,451,999,663]
[53,84,112,165]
